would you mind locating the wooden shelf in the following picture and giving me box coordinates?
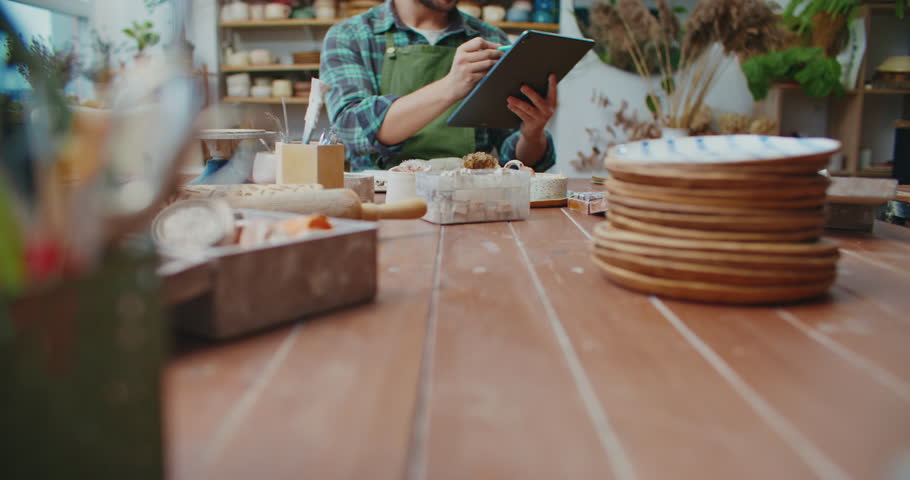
[220,19,342,28]
[489,21,559,32]
[221,64,320,72]
[865,2,908,14]
[858,167,894,177]
[223,97,309,104]
[863,87,910,95]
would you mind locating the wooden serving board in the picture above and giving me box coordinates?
[593,248,836,286]
[531,197,568,208]
[607,214,823,242]
[591,256,835,305]
[609,203,828,232]
[608,193,825,216]
[593,226,839,256]
[605,179,827,208]
[592,241,840,270]
[608,169,829,189]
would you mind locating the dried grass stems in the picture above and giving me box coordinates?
[609,0,782,130]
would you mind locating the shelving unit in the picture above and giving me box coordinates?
[223,97,309,104]
[755,5,909,178]
[218,19,559,32]
[221,64,320,73]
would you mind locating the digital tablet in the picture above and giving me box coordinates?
[446,30,594,129]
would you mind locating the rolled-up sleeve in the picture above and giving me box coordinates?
[498,130,556,172]
[320,24,404,159]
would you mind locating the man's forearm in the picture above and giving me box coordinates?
[514,130,548,166]
[376,79,457,146]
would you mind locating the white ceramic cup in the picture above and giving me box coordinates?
[251,85,273,98]
[226,50,250,66]
[265,1,291,19]
[272,79,292,97]
[386,171,418,204]
[252,151,277,184]
[315,5,336,19]
[249,3,265,20]
[249,48,273,65]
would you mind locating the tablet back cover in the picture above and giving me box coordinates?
[446,31,594,129]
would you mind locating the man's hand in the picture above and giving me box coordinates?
[443,37,503,101]
[507,73,558,142]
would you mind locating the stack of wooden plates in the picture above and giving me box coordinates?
[593,134,842,304]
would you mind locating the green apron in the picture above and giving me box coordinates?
[379,31,475,166]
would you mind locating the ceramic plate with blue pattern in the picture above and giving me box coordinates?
[607,135,841,167]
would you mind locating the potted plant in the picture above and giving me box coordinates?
[122,21,160,59]
[740,46,845,100]
[782,0,860,56]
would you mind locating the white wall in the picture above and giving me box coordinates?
[553,0,756,177]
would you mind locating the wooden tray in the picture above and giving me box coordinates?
[531,197,568,208]
[593,248,836,286]
[592,256,834,305]
[608,193,825,216]
[607,214,822,242]
[593,226,839,256]
[609,203,828,232]
[605,178,827,208]
[592,242,839,270]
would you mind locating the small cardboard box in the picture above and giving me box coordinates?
[568,191,609,215]
[276,142,345,188]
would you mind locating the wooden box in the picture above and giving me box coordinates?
[163,212,378,340]
[276,142,345,188]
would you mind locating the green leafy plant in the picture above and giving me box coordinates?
[122,21,160,55]
[782,0,859,36]
[741,46,845,100]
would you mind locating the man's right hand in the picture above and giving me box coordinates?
[443,37,503,101]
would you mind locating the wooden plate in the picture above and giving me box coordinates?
[608,213,822,242]
[609,203,827,232]
[606,156,828,175]
[531,197,568,208]
[607,135,840,168]
[605,178,827,208]
[593,248,836,286]
[591,242,839,270]
[608,168,829,189]
[592,256,834,305]
[593,226,839,256]
[608,193,825,216]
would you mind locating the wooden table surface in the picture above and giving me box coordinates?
[165,180,910,480]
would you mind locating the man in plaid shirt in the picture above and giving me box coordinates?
[320,0,557,171]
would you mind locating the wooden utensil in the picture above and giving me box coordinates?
[188,188,427,220]
[608,203,827,232]
[593,248,836,286]
[607,214,823,242]
[591,256,834,305]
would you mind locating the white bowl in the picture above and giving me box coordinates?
[609,135,841,165]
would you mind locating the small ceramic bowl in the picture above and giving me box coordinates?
[250,85,273,98]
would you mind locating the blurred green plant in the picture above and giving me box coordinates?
[122,21,160,56]
[741,46,845,100]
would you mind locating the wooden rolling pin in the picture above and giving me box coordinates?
[173,186,426,220]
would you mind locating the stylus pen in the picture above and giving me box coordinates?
[496,45,512,52]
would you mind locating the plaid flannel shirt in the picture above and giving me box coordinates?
[319,1,555,172]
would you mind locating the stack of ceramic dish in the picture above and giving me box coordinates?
[593,134,842,304]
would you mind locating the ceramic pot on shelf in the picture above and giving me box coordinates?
[249,48,273,66]
[265,1,292,19]
[221,1,250,21]
[251,85,273,98]
[225,50,250,66]
[249,2,265,20]
[457,1,482,18]
[482,5,506,22]
[272,79,292,97]
[253,77,271,87]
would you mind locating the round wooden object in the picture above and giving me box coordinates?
[608,193,825,216]
[592,241,839,270]
[607,214,823,242]
[608,203,827,232]
[531,197,568,208]
[593,226,839,256]
[592,256,834,305]
[606,156,829,175]
[604,178,827,208]
[593,248,836,286]
[608,168,829,189]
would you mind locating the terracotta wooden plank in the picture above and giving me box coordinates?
[165,328,296,480]
[420,221,617,480]
[181,219,440,480]
[663,299,910,480]
[510,208,819,479]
